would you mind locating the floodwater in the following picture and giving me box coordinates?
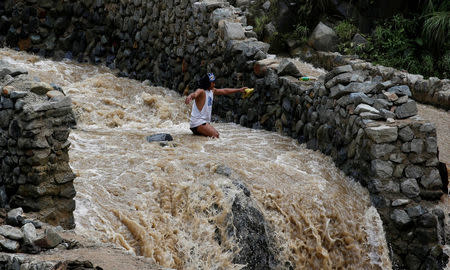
[0,48,392,269]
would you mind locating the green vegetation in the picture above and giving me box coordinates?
[249,0,449,78]
[335,21,358,41]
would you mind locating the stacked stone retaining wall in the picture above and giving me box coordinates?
[0,63,76,229]
[299,49,450,110]
[0,0,447,268]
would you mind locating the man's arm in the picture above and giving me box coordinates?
[185,89,204,104]
[213,87,247,96]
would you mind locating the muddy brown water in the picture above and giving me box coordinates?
[1,49,392,269]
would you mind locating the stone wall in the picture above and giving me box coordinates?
[298,49,450,110]
[0,0,447,268]
[0,62,76,229]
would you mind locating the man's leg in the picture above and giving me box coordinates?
[196,123,219,138]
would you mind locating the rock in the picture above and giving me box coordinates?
[392,199,410,207]
[46,90,64,98]
[34,228,62,249]
[420,169,442,190]
[383,91,398,102]
[394,95,408,105]
[0,225,24,240]
[398,127,414,142]
[229,182,275,269]
[0,235,20,252]
[405,205,426,218]
[325,65,353,81]
[0,186,7,208]
[371,159,393,178]
[352,33,368,46]
[325,73,365,89]
[370,144,396,158]
[146,133,173,142]
[391,209,411,228]
[215,165,232,177]
[30,82,53,95]
[211,8,233,26]
[401,179,420,198]
[354,104,379,114]
[10,91,28,99]
[388,85,412,97]
[365,125,398,143]
[21,223,37,244]
[395,100,417,119]
[264,22,277,40]
[349,92,374,106]
[277,58,303,77]
[405,165,423,178]
[308,22,339,52]
[410,139,424,154]
[418,213,437,228]
[6,208,23,226]
[222,21,245,41]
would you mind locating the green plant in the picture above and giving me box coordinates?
[421,1,450,54]
[254,15,271,39]
[294,25,309,41]
[335,21,358,41]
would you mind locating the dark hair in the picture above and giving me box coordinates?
[198,74,211,90]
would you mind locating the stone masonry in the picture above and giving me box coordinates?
[0,0,447,268]
[0,61,76,229]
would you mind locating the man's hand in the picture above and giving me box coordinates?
[185,95,193,105]
[239,87,247,93]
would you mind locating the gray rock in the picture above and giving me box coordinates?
[354,104,379,114]
[6,208,23,226]
[9,91,28,99]
[391,209,411,228]
[329,81,376,98]
[0,235,19,252]
[420,123,435,133]
[146,133,173,142]
[405,205,426,218]
[365,125,398,143]
[215,165,232,177]
[0,225,24,240]
[405,165,423,178]
[388,85,412,97]
[211,8,233,26]
[410,139,424,154]
[370,144,396,158]
[425,137,437,153]
[326,65,353,81]
[29,82,54,95]
[222,21,245,41]
[308,22,338,52]
[349,92,374,106]
[379,108,395,119]
[420,169,442,190]
[395,100,418,119]
[277,58,303,77]
[262,1,271,10]
[390,153,406,163]
[373,99,392,110]
[325,73,365,89]
[394,95,408,105]
[392,199,410,207]
[21,223,37,244]
[264,22,277,40]
[352,33,368,45]
[393,164,406,178]
[401,179,420,198]
[398,127,414,142]
[360,112,384,120]
[34,228,62,249]
[371,159,393,178]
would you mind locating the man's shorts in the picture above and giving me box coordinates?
[190,123,206,135]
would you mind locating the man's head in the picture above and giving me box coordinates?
[199,73,215,90]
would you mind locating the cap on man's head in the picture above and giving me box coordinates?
[207,73,215,82]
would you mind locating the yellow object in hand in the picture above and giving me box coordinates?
[242,88,254,98]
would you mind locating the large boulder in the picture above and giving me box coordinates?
[308,22,339,52]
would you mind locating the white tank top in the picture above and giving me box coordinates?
[190,90,214,128]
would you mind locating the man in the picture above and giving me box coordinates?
[185,73,247,138]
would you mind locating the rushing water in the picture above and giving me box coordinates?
[0,48,392,269]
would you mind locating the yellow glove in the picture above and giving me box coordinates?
[242,88,254,98]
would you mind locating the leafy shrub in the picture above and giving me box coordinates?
[334,21,358,41]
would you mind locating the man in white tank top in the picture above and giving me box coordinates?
[185,73,247,138]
